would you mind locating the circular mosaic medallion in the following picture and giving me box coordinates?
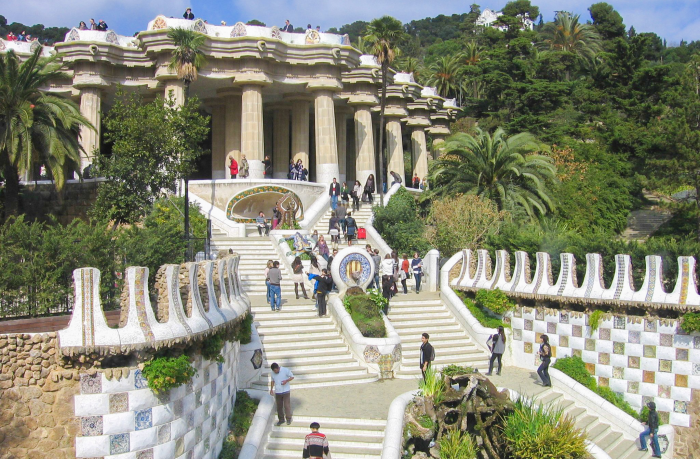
[331,247,375,291]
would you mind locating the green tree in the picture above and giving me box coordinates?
[246,19,266,26]
[338,21,370,43]
[92,90,209,225]
[424,54,464,99]
[167,28,207,93]
[588,3,626,41]
[0,47,92,216]
[538,12,602,79]
[363,16,404,204]
[429,128,557,218]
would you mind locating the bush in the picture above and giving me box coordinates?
[588,310,605,335]
[202,333,225,363]
[457,292,510,329]
[142,355,197,394]
[442,364,474,377]
[474,289,516,315]
[220,390,260,459]
[681,312,700,333]
[343,292,386,338]
[438,429,477,459]
[237,314,253,345]
[373,187,431,256]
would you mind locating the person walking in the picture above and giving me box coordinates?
[268,261,282,311]
[412,173,420,189]
[411,252,423,294]
[239,154,249,178]
[229,157,238,178]
[345,212,357,246]
[329,178,340,210]
[256,211,270,236]
[328,212,340,250]
[372,249,381,291]
[335,203,347,234]
[537,334,552,387]
[352,180,362,211]
[303,422,330,459]
[400,253,410,294]
[341,181,350,206]
[639,401,661,457]
[269,363,294,425]
[264,260,273,304]
[317,235,329,262]
[263,155,273,178]
[309,256,321,300]
[420,333,434,381]
[364,174,375,204]
[315,269,333,316]
[381,254,395,300]
[486,326,506,376]
[289,159,297,180]
[291,256,309,300]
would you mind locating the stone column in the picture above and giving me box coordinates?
[291,100,310,169]
[164,80,185,107]
[386,118,404,182]
[335,111,348,184]
[79,87,101,173]
[354,105,375,186]
[412,127,429,180]
[241,85,265,178]
[211,104,226,179]
[225,95,242,178]
[273,109,290,179]
[314,90,339,184]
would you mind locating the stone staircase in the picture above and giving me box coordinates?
[262,415,385,459]
[387,294,491,378]
[537,389,647,459]
[250,299,379,390]
[311,206,374,250]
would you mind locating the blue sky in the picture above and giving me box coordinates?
[3,0,699,44]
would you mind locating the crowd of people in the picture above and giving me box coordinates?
[77,19,109,31]
[4,31,39,42]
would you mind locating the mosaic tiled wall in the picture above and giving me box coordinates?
[509,307,699,427]
[74,341,240,459]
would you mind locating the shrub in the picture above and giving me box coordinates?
[202,333,225,363]
[417,415,435,429]
[237,314,253,345]
[502,398,587,459]
[588,310,604,335]
[220,390,260,459]
[343,292,386,338]
[474,289,515,315]
[142,355,197,394]
[438,429,477,459]
[442,364,474,377]
[681,312,700,333]
[419,366,445,403]
[457,292,510,329]
[373,187,432,255]
[367,288,388,313]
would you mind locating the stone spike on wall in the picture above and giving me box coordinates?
[632,255,666,304]
[490,250,512,290]
[553,253,578,297]
[186,262,215,330]
[509,251,531,292]
[200,260,232,325]
[119,266,175,346]
[471,249,493,289]
[162,264,193,336]
[228,255,251,308]
[456,249,475,288]
[668,256,700,306]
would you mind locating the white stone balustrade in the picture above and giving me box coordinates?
[452,249,700,309]
[0,38,52,56]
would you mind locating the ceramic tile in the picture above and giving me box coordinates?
[659,411,670,424]
[674,400,688,414]
[211,380,216,396]
[598,353,610,365]
[676,348,689,361]
[642,395,654,407]
[613,367,624,379]
[157,423,171,444]
[524,319,533,331]
[613,341,625,355]
[173,399,183,417]
[572,325,582,337]
[659,359,672,373]
[585,339,596,351]
[658,385,671,398]
[175,437,185,456]
[614,316,626,329]
[187,412,194,429]
[195,389,202,407]
[110,433,130,454]
[524,342,533,354]
[514,307,522,318]
[137,449,154,459]
[598,376,609,387]
[204,437,210,452]
[187,450,194,459]
[628,381,639,394]
[599,328,611,340]
[643,371,655,384]
[676,374,688,388]
[135,408,152,431]
[559,335,569,348]
[643,345,656,358]
[694,336,700,349]
[81,416,103,436]
[573,349,582,358]
[513,329,522,341]
[109,393,128,413]
[559,311,569,323]
[659,333,672,347]
[586,362,596,375]
[645,319,657,332]
[134,369,148,389]
[535,309,544,320]
[694,363,700,376]
[628,331,641,344]
[81,373,102,394]
[218,362,223,376]
[195,426,202,444]
[629,356,641,369]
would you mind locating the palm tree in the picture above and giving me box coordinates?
[0,47,92,216]
[363,16,404,205]
[167,27,207,257]
[463,41,482,66]
[395,56,424,82]
[428,128,557,218]
[537,12,602,80]
[424,54,465,99]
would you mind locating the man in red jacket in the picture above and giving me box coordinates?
[229,157,238,178]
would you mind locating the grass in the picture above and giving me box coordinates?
[442,364,474,377]
[417,414,435,429]
[457,291,510,329]
[418,366,446,404]
[438,429,478,459]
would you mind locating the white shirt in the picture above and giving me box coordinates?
[381,259,394,276]
[270,367,294,394]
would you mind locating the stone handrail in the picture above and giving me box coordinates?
[58,254,250,353]
[62,28,136,47]
[452,248,700,310]
[0,38,51,56]
[328,296,401,377]
[187,188,247,238]
[238,391,276,459]
[381,389,420,459]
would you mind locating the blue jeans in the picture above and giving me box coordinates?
[338,218,346,232]
[369,273,380,290]
[414,273,422,293]
[269,284,281,310]
[537,357,551,386]
[331,195,338,209]
[640,427,660,455]
[265,280,271,302]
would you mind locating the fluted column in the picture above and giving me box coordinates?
[335,111,348,184]
[273,109,290,179]
[225,95,241,178]
[78,87,101,173]
[291,100,310,168]
[354,105,375,186]
[241,85,265,178]
[314,91,339,184]
[164,80,185,107]
[386,118,404,181]
[211,103,226,179]
[412,127,429,180]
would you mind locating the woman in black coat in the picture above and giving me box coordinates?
[364,174,375,203]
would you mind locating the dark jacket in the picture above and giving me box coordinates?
[365,178,375,193]
[183,12,195,19]
[419,342,434,367]
[329,182,340,196]
[647,408,659,431]
[282,23,294,32]
[316,275,333,294]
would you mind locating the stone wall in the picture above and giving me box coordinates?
[674,389,700,458]
[19,180,100,225]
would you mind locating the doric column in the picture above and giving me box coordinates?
[273,109,290,179]
[353,105,375,186]
[224,95,242,177]
[210,103,226,179]
[241,85,265,178]
[386,118,404,182]
[78,87,101,173]
[314,90,339,184]
[411,127,429,180]
[291,99,310,168]
[164,80,185,107]
[335,111,348,184]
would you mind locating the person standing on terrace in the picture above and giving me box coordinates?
[282,20,294,32]
[183,8,195,20]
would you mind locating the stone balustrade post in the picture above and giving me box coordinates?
[291,99,310,170]
[411,126,428,180]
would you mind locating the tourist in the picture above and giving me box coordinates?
[289,159,297,179]
[268,261,283,311]
[79,21,88,30]
[306,24,312,31]
[272,206,281,229]
[303,422,330,459]
[229,156,238,179]
[328,212,340,249]
[537,334,552,387]
[420,333,435,381]
[639,401,661,457]
[239,154,249,178]
[420,177,428,191]
[309,256,321,300]
[329,178,340,210]
[372,249,381,291]
[486,326,506,376]
[341,181,350,206]
[257,211,270,236]
[315,269,333,316]
[263,155,273,178]
[352,180,362,211]
[90,19,98,30]
[381,254,394,300]
[282,20,294,33]
[17,31,26,41]
[6,32,16,41]
[310,230,319,247]
[183,8,195,20]
[97,20,109,31]
[390,171,402,186]
[411,252,423,294]
[412,173,420,188]
[316,26,322,33]
[391,250,400,296]
[400,253,410,294]
[345,212,357,246]
[269,363,294,425]
[317,235,329,262]
[291,256,309,299]
[264,260,273,303]
[328,249,338,291]
[300,164,309,181]
[335,202,346,234]
[364,174,375,203]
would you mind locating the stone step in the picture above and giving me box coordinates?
[401,344,477,355]
[260,362,368,376]
[260,353,357,367]
[263,346,351,360]
[387,300,443,307]
[258,338,347,351]
[388,311,452,321]
[257,323,339,336]
[266,438,382,455]
[271,428,384,442]
[258,331,342,343]
[389,319,458,329]
[401,337,475,349]
[252,304,317,314]
[251,372,378,390]
[255,316,335,327]
[391,326,465,336]
[401,354,488,366]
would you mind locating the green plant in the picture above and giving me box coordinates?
[588,310,605,335]
[367,288,388,313]
[442,364,474,377]
[457,292,510,329]
[285,239,310,260]
[438,429,478,459]
[474,289,516,315]
[373,187,432,255]
[202,333,225,363]
[237,314,253,345]
[638,406,665,425]
[417,414,435,430]
[502,398,587,459]
[141,355,197,394]
[279,222,301,230]
[342,292,387,338]
[418,366,445,403]
[681,312,700,333]
[220,390,260,459]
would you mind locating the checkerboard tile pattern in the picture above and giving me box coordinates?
[509,307,698,427]
[74,341,241,458]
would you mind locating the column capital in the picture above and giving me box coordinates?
[232,73,273,86]
[306,79,343,91]
[347,94,379,106]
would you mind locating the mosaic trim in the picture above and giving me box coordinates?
[557,256,569,296]
[170,265,192,334]
[133,268,155,342]
[193,19,207,34]
[363,345,380,363]
[270,26,282,39]
[225,185,304,222]
[231,22,247,38]
[533,253,546,292]
[613,256,625,299]
[339,252,372,286]
[645,257,657,302]
[679,257,690,305]
[82,270,95,347]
